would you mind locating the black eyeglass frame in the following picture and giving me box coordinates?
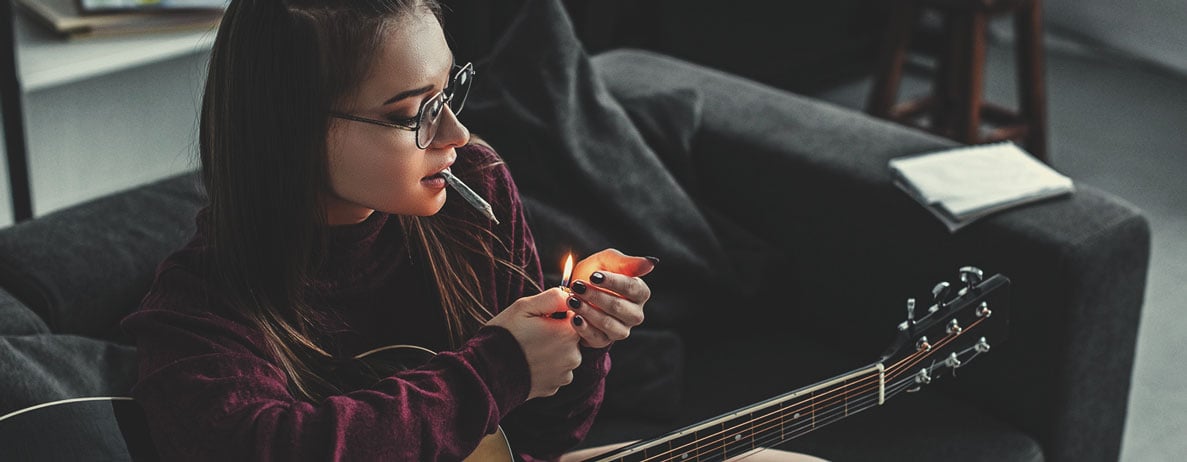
[329,62,475,149]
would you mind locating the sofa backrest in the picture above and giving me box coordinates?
[0,173,206,341]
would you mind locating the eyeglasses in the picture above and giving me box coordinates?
[330,62,475,149]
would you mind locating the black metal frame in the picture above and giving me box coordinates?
[2,0,32,222]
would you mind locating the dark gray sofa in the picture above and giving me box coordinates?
[0,6,1148,462]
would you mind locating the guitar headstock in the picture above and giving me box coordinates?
[879,267,1010,393]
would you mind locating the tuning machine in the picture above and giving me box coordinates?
[898,298,917,331]
[931,281,952,312]
[959,266,984,295]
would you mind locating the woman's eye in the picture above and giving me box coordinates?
[385,113,418,126]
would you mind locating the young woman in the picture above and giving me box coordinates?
[122,0,818,460]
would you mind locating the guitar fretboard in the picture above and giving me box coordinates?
[592,363,887,462]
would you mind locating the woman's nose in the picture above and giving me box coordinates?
[429,105,470,150]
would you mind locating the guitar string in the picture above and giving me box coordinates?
[635,379,919,462]
[649,380,916,462]
[727,380,919,462]
[729,379,920,462]
[628,326,967,462]
[629,322,983,462]
[633,364,931,462]
[630,336,955,462]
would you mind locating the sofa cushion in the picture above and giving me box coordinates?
[616,87,703,192]
[0,335,138,416]
[0,288,49,336]
[600,329,684,421]
[0,173,204,341]
[463,0,766,331]
[463,0,710,421]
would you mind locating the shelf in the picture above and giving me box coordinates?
[14,11,216,92]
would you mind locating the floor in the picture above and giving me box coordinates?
[809,31,1187,461]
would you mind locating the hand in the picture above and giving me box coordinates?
[566,249,656,349]
[486,288,583,400]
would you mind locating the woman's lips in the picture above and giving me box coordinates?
[421,168,448,189]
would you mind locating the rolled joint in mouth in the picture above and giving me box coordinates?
[440,169,499,224]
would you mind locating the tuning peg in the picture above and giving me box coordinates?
[975,337,991,353]
[898,298,918,331]
[931,281,952,311]
[959,266,984,293]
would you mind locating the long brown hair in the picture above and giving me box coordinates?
[199,0,533,402]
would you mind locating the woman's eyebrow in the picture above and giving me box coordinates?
[381,84,434,106]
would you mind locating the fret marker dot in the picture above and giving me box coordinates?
[794,413,801,419]
[682,453,689,459]
[735,435,742,441]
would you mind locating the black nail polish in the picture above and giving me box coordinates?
[567,297,582,309]
[590,272,605,284]
[550,311,568,319]
[571,281,587,294]
[572,315,584,326]
[645,256,660,265]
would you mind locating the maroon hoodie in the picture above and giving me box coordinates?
[121,144,609,461]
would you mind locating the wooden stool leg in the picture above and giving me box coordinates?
[867,0,918,118]
[1015,0,1049,163]
[950,10,987,144]
[931,11,957,137]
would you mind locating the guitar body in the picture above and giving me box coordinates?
[463,426,513,462]
[352,345,514,462]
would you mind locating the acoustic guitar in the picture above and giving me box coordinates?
[360,266,1010,462]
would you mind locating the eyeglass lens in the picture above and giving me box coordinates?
[417,65,473,148]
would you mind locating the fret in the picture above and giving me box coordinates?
[779,400,786,442]
[843,378,849,417]
[810,390,817,430]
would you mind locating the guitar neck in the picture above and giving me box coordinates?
[588,362,891,462]
[585,271,1009,461]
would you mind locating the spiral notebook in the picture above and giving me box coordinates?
[890,142,1075,232]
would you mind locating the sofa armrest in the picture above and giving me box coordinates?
[592,49,1149,462]
[0,173,205,341]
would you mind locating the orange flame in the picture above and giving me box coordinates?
[561,253,574,288]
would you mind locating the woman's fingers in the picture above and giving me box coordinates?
[563,249,657,348]
[571,282,645,328]
[573,249,657,281]
[573,271,651,306]
[565,295,631,337]
[570,312,613,349]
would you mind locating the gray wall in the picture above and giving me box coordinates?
[1,52,208,229]
[1046,0,1187,75]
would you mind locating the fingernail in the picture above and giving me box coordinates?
[572,315,584,326]
[590,272,605,284]
[645,256,660,265]
[567,296,582,309]
[550,311,568,319]
[571,281,587,294]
